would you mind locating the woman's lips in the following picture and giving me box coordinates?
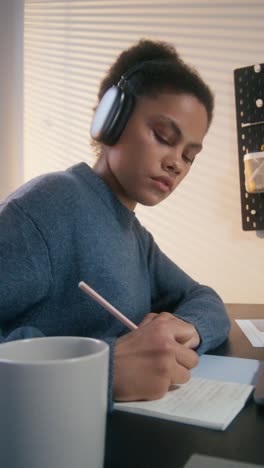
[151,176,173,193]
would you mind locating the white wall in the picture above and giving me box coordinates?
[0,0,24,200]
[11,1,264,303]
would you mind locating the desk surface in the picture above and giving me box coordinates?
[104,304,264,468]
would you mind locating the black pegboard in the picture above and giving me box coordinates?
[234,63,264,231]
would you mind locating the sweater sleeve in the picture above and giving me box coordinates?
[145,231,230,354]
[0,201,52,327]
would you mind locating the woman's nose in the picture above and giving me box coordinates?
[162,151,183,174]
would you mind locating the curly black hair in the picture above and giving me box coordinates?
[96,38,214,125]
[91,39,214,153]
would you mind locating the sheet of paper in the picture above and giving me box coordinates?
[115,377,254,430]
[114,355,261,430]
[192,354,260,385]
[236,319,264,347]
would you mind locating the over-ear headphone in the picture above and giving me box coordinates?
[90,61,159,146]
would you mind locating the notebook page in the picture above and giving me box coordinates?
[115,377,254,430]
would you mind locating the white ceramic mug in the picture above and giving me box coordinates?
[0,336,109,468]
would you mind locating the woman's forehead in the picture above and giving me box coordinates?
[136,92,208,123]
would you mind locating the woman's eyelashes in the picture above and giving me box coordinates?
[153,130,170,145]
[183,154,195,165]
[153,130,195,165]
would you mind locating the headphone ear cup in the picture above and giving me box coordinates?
[90,86,134,145]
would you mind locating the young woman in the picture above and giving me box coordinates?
[0,39,230,408]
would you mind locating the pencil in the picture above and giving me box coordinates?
[78,281,138,331]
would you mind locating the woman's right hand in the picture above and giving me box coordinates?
[113,312,199,402]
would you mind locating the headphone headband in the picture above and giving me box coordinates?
[117,62,147,88]
[117,59,168,88]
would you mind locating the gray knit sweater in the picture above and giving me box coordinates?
[0,163,230,408]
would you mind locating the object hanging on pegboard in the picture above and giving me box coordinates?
[234,63,264,231]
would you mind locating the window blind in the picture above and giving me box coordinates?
[24,0,264,303]
[24,0,263,179]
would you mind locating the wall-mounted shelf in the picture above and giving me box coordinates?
[234,63,264,231]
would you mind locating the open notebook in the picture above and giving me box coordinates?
[114,355,260,431]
